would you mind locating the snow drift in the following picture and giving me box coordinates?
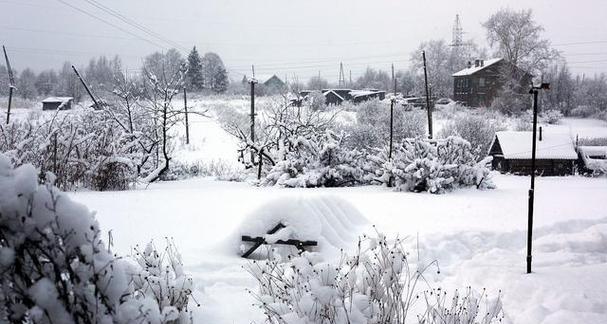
[234,195,368,256]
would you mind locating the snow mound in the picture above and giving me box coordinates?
[235,195,368,256]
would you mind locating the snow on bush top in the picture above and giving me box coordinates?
[235,195,368,256]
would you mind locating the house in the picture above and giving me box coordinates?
[577,146,607,175]
[42,97,73,111]
[488,130,578,176]
[297,89,386,106]
[452,58,532,107]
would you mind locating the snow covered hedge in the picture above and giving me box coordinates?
[0,154,195,323]
[246,232,504,324]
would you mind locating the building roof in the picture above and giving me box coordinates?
[452,58,503,77]
[323,90,345,101]
[42,97,73,103]
[578,146,607,172]
[492,131,577,160]
[349,90,384,98]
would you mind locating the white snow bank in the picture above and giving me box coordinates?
[234,195,368,256]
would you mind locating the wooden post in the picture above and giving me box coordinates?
[422,51,433,139]
[257,148,263,180]
[53,132,58,175]
[71,65,100,109]
[3,46,15,124]
[183,86,189,144]
[250,65,257,164]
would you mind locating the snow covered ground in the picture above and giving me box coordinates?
[13,97,605,323]
[69,174,607,323]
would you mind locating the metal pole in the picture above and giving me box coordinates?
[527,89,539,274]
[422,51,433,139]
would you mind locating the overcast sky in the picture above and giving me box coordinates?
[2,0,606,82]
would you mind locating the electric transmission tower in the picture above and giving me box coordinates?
[451,14,464,48]
[338,62,346,88]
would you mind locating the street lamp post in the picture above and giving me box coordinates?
[527,82,550,274]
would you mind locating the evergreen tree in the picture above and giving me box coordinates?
[17,68,37,99]
[186,47,204,91]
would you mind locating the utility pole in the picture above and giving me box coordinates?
[527,82,550,274]
[3,46,15,124]
[183,86,189,144]
[71,65,100,110]
[250,65,258,164]
[422,51,433,139]
[389,64,395,159]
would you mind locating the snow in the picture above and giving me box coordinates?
[493,131,578,159]
[68,173,607,323]
[452,58,503,76]
[41,96,73,103]
[234,195,368,256]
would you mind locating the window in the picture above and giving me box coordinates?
[479,77,485,87]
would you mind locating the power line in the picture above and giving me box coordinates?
[54,0,167,50]
[78,0,187,51]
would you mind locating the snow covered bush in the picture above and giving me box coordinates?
[0,109,139,191]
[130,240,197,323]
[570,105,596,118]
[345,99,425,150]
[418,287,504,324]
[541,109,563,124]
[0,154,195,323]
[438,114,503,159]
[374,137,495,194]
[246,232,504,324]
[263,130,371,187]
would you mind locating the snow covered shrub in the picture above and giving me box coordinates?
[347,99,425,150]
[130,240,196,323]
[541,109,563,124]
[0,109,140,191]
[418,287,504,324]
[375,137,494,194]
[307,91,327,111]
[490,86,529,115]
[438,114,503,159]
[263,130,371,187]
[570,105,596,118]
[246,232,504,324]
[0,155,145,322]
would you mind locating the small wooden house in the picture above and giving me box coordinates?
[488,130,578,176]
[322,90,347,105]
[42,97,73,111]
[452,58,531,107]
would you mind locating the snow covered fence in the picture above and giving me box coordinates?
[0,154,195,323]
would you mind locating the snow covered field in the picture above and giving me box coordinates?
[10,99,607,323]
[69,174,607,323]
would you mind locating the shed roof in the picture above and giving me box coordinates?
[42,97,73,103]
[492,131,577,160]
[452,58,502,77]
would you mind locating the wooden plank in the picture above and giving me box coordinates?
[240,222,318,258]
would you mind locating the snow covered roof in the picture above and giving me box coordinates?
[349,90,384,98]
[578,146,607,157]
[493,131,577,160]
[452,58,503,77]
[42,97,73,103]
[323,90,345,101]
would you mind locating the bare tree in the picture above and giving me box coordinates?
[483,8,559,77]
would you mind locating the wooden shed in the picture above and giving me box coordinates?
[42,97,73,111]
[488,130,577,176]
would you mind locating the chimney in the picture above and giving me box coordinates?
[467,61,472,68]
[539,126,543,141]
[474,59,480,67]
[480,60,484,67]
